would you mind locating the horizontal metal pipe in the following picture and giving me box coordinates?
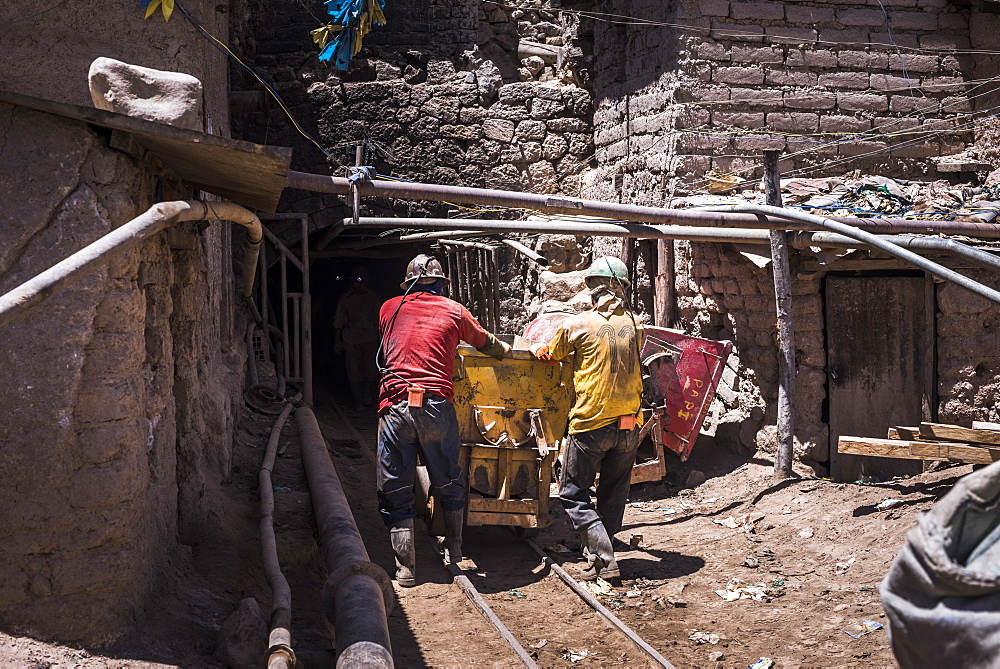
[723,205,1000,305]
[795,232,1000,272]
[437,239,498,251]
[296,407,393,668]
[285,171,1000,239]
[0,200,262,328]
[500,238,549,267]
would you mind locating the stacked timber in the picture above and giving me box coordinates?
[838,422,1000,465]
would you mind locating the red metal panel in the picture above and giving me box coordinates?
[642,327,731,461]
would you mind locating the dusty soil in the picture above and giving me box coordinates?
[0,390,964,668]
[324,399,966,669]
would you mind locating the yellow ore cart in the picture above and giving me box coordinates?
[415,345,572,537]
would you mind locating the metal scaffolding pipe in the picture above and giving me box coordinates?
[794,232,1000,272]
[719,205,1000,305]
[500,238,549,267]
[296,407,394,668]
[0,200,262,328]
[284,171,1000,239]
[260,394,302,669]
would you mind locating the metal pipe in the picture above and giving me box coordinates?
[794,232,1000,272]
[523,539,676,668]
[296,407,394,668]
[717,204,1000,305]
[285,171,1000,239]
[0,200,262,328]
[437,239,498,251]
[260,393,302,669]
[500,238,548,268]
[300,215,313,407]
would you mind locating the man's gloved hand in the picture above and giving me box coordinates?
[530,343,554,362]
[499,340,512,358]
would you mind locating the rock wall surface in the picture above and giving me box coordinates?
[0,0,245,646]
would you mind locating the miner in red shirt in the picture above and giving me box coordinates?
[377,254,510,587]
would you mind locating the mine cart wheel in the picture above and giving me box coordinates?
[514,526,540,540]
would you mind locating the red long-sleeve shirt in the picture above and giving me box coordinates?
[377,292,489,413]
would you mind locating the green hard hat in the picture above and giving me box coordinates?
[585,256,630,289]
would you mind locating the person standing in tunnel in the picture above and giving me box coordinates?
[333,266,381,411]
[531,256,644,582]
[377,253,510,587]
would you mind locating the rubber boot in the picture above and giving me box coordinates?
[579,522,620,582]
[390,519,416,587]
[442,509,464,565]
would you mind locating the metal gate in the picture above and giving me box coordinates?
[257,213,313,405]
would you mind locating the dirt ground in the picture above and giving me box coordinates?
[0,392,969,668]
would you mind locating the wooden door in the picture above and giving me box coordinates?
[826,275,934,482]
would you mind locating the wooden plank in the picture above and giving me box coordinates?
[887,426,921,440]
[839,437,1000,464]
[919,422,1000,446]
[0,89,292,212]
[468,498,538,514]
[467,511,541,528]
[973,421,1000,431]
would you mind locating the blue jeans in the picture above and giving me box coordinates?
[377,395,466,527]
[559,422,639,537]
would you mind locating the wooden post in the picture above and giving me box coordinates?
[654,240,674,327]
[765,150,796,480]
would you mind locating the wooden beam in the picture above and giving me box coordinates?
[919,422,1000,446]
[887,426,921,440]
[839,436,1000,464]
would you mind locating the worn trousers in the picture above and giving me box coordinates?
[377,395,466,527]
[559,422,639,537]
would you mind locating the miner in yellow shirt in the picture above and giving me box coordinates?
[532,256,643,582]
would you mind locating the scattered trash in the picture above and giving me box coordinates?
[702,497,720,504]
[706,170,743,193]
[798,528,814,538]
[628,501,645,508]
[843,620,884,638]
[608,598,625,609]
[708,650,726,662]
[629,534,644,549]
[506,589,526,599]
[530,639,548,649]
[714,513,763,534]
[563,649,593,662]
[876,498,903,510]
[744,556,759,568]
[661,507,678,515]
[626,589,643,598]
[791,496,808,504]
[272,486,291,492]
[652,581,689,608]
[748,659,774,669]
[772,579,785,587]
[689,631,721,645]
[715,577,770,602]
[835,557,857,574]
[582,579,613,596]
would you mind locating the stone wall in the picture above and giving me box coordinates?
[0,0,245,646]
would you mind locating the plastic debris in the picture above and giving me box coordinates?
[706,170,742,193]
[272,486,292,492]
[661,507,678,515]
[798,528,814,538]
[530,639,548,649]
[564,649,593,662]
[714,513,762,533]
[835,557,857,574]
[772,579,785,587]
[702,497,720,504]
[715,577,770,602]
[744,556,759,568]
[748,659,775,669]
[626,589,643,598]
[690,631,722,645]
[582,578,613,596]
[843,620,884,638]
[876,498,903,510]
[506,589,526,599]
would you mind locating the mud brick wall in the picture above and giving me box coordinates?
[0,0,245,646]
[589,0,975,201]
